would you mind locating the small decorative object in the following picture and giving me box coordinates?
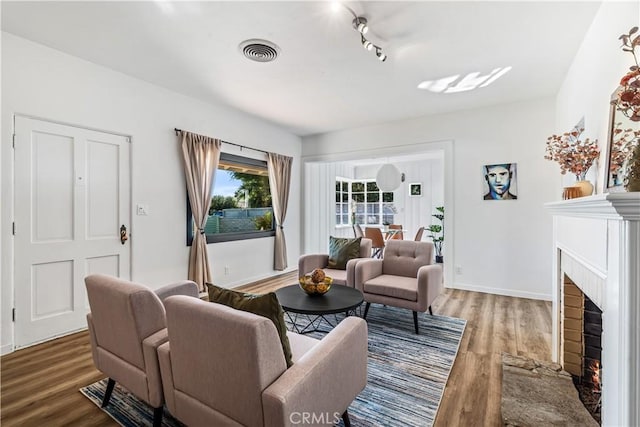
[409,183,422,197]
[426,206,444,263]
[482,163,518,200]
[544,126,599,197]
[562,186,582,200]
[299,269,333,296]
[617,27,640,122]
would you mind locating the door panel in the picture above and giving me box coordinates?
[87,139,119,239]
[32,131,75,242]
[32,260,74,319]
[14,116,131,348]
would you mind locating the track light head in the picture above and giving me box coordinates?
[353,17,368,34]
[362,36,373,51]
[376,47,387,62]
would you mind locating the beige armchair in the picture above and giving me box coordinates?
[158,295,368,427]
[354,240,443,334]
[85,274,198,427]
[298,238,372,287]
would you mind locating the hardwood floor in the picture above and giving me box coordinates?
[1,271,552,426]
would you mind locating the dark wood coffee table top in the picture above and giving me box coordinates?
[275,284,364,315]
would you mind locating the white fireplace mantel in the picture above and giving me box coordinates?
[546,193,640,427]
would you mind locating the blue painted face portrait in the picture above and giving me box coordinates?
[484,164,517,200]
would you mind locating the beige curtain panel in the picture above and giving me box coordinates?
[180,131,221,291]
[267,153,293,271]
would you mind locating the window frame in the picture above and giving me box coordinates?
[335,177,394,228]
[186,152,275,246]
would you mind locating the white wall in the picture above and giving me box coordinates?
[556,1,639,191]
[303,157,444,255]
[302,97,557,300]
[1,33,302,353]
[303,162,354,254]
[354,158,445,243]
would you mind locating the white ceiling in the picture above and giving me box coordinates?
[1,1,601,136]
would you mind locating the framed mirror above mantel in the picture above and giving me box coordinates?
[605,88,640,192]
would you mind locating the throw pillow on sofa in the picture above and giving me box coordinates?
[206,283,293,367]
[327,236,362,270]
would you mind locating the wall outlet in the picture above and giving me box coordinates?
[224,266,230,276]
[455,265,463,275]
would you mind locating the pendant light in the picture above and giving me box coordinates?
[376,163,402,192]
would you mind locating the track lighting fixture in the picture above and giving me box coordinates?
[333,2,388,63]
[362,35,373,51]
[353,17,368,35]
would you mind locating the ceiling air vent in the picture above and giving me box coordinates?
[239,39,280,63]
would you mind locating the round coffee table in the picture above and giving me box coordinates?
[275,284,364,334]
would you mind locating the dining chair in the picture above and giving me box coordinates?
[389,224,404,240]
[414,227,425,241]
[364,227,385,258]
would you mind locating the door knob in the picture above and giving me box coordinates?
[120,224,128,245]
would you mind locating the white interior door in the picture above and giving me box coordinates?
[13,116,131,348]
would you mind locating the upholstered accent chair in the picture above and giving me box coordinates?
[353,223,364,238]
[85,274,198,427]
[388,224,404,240]
[158,295,368,427]
[298,238,372,287]
[354,240,443,334]
[413,226,425,242]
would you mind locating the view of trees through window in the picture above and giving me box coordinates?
[336,178,395,226]
[188,153,274,244]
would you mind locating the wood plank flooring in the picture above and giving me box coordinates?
[1,271,552,426]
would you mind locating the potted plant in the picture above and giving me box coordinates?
[544,127,599,196]
[426,206,444,263]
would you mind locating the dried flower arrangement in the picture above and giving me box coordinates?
[544,127,599,180]
[618,27,640,121]
[609,123,640,176]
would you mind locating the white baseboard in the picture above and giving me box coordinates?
[1,343,14,356]
[448,282,551,301]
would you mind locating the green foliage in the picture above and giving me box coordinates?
[427,206,444,256]
[230,172,272,208]
[209,195,238,215]
[253,211,273,231]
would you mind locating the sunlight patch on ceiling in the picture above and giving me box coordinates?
[418,66,512,93]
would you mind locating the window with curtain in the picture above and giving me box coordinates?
[335,178,394,226]
[187,153,274,244]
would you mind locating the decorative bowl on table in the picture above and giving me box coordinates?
[298,274,333,296]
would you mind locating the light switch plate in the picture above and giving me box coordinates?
[136,203,149,216]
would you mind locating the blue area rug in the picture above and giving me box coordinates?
[80,306,465,426]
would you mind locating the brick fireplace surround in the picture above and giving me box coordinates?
[546,193,640,426]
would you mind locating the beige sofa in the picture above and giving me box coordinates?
[298,238,372,287]
[85,274,199,427]
[158,295,368,427]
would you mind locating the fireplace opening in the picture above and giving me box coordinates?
[563,276,602,424]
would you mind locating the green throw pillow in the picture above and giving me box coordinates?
[205,283,293,368]
[327,236,362,270]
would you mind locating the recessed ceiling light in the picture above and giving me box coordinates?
[418,67,512,93]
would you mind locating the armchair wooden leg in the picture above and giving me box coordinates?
[363,302,371,320]
[342,410,351,427]
[152,406,163,427]
[101,378,116,407]
[428,305,433,315]
[413,311,419,334]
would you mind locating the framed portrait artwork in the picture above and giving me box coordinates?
[409,183,422,197]
[482,163,518,200]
